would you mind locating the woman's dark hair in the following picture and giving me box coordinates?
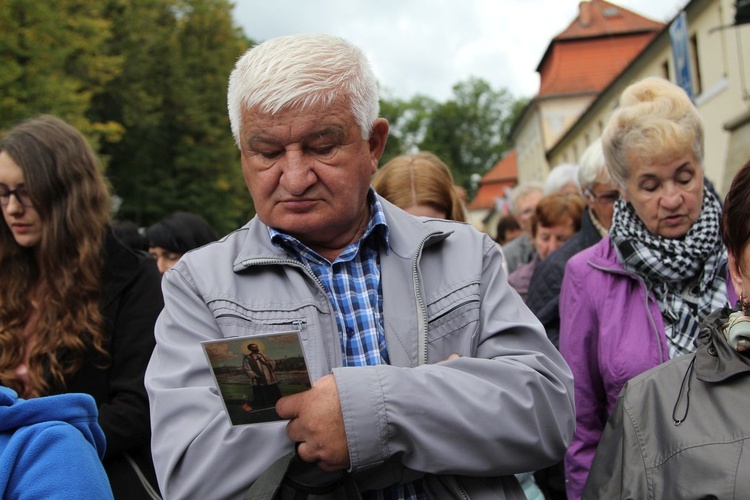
[722,157,750,273]
[0,115,110,396]
[495,214,521,244]
[146,211,218,255]
[112,219,148,251]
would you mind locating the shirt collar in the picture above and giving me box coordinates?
[268,188,390,262]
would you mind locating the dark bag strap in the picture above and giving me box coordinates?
[245,452,361,500]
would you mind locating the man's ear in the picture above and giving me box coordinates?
[368,118,389,173]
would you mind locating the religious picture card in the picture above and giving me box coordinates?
[201,331,312,425]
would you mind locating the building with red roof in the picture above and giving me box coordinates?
[511,0,663,183]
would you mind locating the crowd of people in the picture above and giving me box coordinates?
[0,32,748,500]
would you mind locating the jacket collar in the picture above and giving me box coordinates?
[232,193,452,272]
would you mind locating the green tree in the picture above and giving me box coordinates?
[0,0,122,139]
[92,0,251,235]
[378,79,526,199]
[418,78,520,194]
[379,93,439,166]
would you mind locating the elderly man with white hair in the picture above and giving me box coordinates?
[145,33,575,500]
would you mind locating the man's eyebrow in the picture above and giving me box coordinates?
[245,126,346,146]
[302,126,345,142]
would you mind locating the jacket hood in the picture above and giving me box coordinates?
[0,386,106,458]
[695,307,750,383]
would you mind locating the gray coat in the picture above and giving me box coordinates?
[146,195,575,499]
[583,307,750,499]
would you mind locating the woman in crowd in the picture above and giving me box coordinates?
[501,181,544,274]
[508,192,585,302]
[527,137,619,349]
[544,163,581,196]
[371,151,467,221]
[0,115,163,498]
[374,149,549,498]
[558,77,737,499]
[583,156,750,498]
[146,211,218,274]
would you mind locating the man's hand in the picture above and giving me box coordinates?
[276,374,350,471]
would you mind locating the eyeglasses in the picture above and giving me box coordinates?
[585,188,619,205]
[0,184,34,207]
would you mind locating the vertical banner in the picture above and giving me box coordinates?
[670,11,694,100]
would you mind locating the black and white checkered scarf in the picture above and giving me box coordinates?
[610,186,729,358]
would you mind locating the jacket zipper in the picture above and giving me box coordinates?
[239,257,337,339]
[240,257,328,293]
[414,231,444,366]
[442,475,470,500]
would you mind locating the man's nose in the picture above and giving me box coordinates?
[279,151,316,195]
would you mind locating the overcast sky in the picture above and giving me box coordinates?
[232,0,689,102]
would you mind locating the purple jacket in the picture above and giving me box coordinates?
[559,236,737,500]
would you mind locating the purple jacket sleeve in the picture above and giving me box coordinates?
[559,255,608,500]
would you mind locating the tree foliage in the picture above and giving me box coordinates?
[0,0,122,140]
[91,0,251,235]
[380,78,527,198]
[1,2,525,231]
[0,0,251,236]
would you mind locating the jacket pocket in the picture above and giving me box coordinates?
[210,299,313,337]
[425,283,481,357]
[427,299,480,342]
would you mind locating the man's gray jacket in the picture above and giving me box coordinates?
[145,195,575,499]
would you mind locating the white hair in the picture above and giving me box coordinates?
[227,33,380,147]
[508,181,544,215]
[545,164,580,195]
[577,138,612,189]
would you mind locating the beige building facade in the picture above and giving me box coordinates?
[537,0,750,195]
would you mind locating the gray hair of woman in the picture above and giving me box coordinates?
[602,77,704,189]
[577,138,613,190]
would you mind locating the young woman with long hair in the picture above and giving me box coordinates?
[0,115,163,499]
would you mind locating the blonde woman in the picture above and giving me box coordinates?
[559,78,737,499]
[372,151,467,221]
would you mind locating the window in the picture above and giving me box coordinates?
[690,35,703,95]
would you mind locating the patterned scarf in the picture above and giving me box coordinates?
[609,186,729,358]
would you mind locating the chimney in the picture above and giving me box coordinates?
[579,1,592,27]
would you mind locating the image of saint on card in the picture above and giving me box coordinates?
[201,331,312,425]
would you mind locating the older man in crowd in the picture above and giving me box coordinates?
[146,33,574,500]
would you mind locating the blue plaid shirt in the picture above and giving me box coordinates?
[269,191,427,500]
